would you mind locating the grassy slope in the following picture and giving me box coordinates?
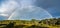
[0,18,60,28]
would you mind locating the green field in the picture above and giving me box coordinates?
[0,18,60,28]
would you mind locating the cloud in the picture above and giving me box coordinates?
[0,0,19,20]
[0,14,8,17]
[0,0,52,20]
[35,0,60,17]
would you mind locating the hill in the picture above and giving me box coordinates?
[0,18,60,28]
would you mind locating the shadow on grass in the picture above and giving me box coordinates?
[26,25,49,28]
[14,25,26,28]
[14,25,49,28]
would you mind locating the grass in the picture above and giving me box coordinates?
[0,18,60,28]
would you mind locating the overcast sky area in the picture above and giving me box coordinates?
[0,0,60,20]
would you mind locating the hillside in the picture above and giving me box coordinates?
[0,18,60,28]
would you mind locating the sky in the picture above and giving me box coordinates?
[0,0,60,20]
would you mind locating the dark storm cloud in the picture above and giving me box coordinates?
[34,0,60,17]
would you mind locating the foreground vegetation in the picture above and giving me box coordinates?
[0,18,60,28]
